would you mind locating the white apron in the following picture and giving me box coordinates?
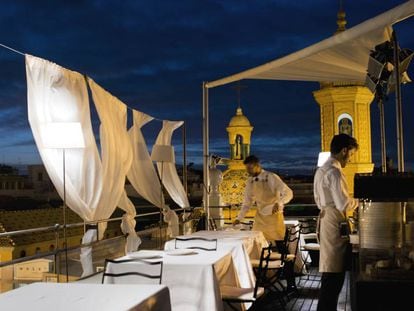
[251,175,285,241]
[318,206,348,273]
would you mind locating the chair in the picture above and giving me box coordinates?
[174,237,218,251]
[269,223,301,262]
[101,258,163,284]
[299,218,320,282]
[251,225,301,302]
[221,244,271,310]
[208,217,218,231]
[278,224,301,298]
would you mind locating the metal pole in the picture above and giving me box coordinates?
[378,98,387,173]
[63,149,69,282]
[182,122,188,195]
[392,31,405,172]
[202,82,210,230]
[54,224,59,282]
[159,162,164,248]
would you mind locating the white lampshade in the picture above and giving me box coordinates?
[317,152,331,167]
[151,145,175,163]
[41,122,85,149]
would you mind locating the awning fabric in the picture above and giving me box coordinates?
[206,0,414,88]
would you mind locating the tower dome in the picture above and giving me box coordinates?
[228,108,251,127]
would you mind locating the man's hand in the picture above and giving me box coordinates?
[232,219,240,226]
[272,203,282,214]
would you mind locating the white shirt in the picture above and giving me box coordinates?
[313,157,358,213]
[237,169,293,220]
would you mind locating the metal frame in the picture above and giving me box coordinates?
[174,237,218,251]
[102,258,163,284]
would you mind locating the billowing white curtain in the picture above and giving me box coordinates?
[26,54,102,222]
[87,78,139,254]
[154,121,190,208]
[118,191,141,252]
[87,78,133,232]
[152,121,189,237]
[26,54,139,277]
[27,55,103,276]
[127,110,163,207]
[127,111,180,237]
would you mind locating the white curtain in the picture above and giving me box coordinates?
[26,54,138,277]
[26,55,103,276]
[26,54,102,222]
[127,111,180,237]
[153,120,189,236]
[127,110,163,207]
[87,78,139,252]
[154,121,190,208]
[118,191,141,252]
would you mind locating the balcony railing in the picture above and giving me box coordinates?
[0,203,318,293]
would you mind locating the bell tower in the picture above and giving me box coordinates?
[313,3,374,194]
[219,107,254,206]
[226,107,253,169]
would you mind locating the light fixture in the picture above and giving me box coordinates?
[365,37,413,173]
[317,152,331,167]
[41,122,85,282]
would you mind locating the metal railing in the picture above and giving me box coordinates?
[0,210,165,289]
[0,203,318,291]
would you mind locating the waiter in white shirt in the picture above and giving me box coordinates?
[233,155,293,243]
[314,134,359,311]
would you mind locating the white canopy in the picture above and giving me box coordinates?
[206,0,414,88]
[201,1,414,225]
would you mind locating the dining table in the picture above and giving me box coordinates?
[164,229,268,289]
[103,249,239,311]
[0,282,171,311]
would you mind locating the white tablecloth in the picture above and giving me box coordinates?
[104,250,238,311]
[0,283,171,311]
[164,230,268,289]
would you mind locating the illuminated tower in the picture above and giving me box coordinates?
[313,4,374,194]
[219,107,254,205]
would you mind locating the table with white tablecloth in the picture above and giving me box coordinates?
[104,250,239,311]
[0,283,171,311]
[164,230,268,289]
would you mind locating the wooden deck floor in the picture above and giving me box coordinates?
[252,268,351,311]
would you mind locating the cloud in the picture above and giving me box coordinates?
[0,0,413,173]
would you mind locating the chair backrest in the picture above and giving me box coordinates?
[254,243,272,297]
[175,237,218,251]
[300,218,320,245]
[102,258,163,284]
[208,218,218,231]
[286,224,301,259]
[299,218,318,234]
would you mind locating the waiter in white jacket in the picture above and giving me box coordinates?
[233,155,293,243]
[314,134,359,311]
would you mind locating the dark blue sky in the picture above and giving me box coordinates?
[0,0,413,174]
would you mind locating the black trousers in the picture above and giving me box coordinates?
[317,272,345,311]
[275,240,296,288]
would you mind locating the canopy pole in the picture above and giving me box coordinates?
[392,31,405,172]
[182,121,188,196]
[202,82,210,230]
[378,98,387,173]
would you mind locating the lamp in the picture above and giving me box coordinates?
[366,36,413,173]
[151,144,174,246]
[41,122,85,282]
[317,152,331,167]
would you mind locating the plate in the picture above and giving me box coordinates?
[166,249,198,256]
[127,251,163,259]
